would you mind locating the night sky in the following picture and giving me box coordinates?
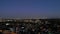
[0,0,60,19]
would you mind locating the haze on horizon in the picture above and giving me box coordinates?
[0,0,60,19]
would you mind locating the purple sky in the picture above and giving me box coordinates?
[0,0,60,19]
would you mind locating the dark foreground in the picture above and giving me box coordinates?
[0,19,60,34]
